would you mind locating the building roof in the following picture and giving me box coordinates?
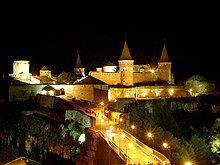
[13,53,29,61]
[75,76,108,85]
[42,85,56,91]
[118,40,133,60]
[40,66,48,70]
[32,76,55,83]
[159,43,170,62]
[103,61,116,66]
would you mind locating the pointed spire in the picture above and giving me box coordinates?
[159,38,170,62]
[41,66,48,70]
[75,50,83,68]
[15,53,28,61]
[119,39,132,60]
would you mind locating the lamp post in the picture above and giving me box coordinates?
[147,132,154,148]
[163,142,172,160]
[118,133,125,154]
[118,117,123,130]
[100,101,104,106]
[100,118,104,130]
[126,143,133,164]
[131,125,135,135]
[105,109,109,124]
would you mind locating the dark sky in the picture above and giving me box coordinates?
[0,6,219,84]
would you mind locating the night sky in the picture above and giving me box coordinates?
[0,6,219,84]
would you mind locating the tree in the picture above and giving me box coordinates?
[190,134,211,163]
[57,71,77,84]
[209,118,220,159]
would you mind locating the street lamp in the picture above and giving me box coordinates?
[126,143,133,164]
[110,125,114,131]
[100,101,104,106]
[119,133,125,154]
[163,142,172,160]
[131,125,135,135]
[147,132,154,148]
[185,161,192,165]
[100,118,104,130]
[105,109,109,124]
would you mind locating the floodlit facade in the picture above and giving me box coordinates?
[90,40,173,86]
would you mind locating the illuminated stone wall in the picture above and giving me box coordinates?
[9,84,109,103]
[72,85,94,101]
[108,86,188,101]
[133,72,159,83]
[9,83,187,104]
[10,60,32,80]
[90,69,172,86]
[90,72,121,85]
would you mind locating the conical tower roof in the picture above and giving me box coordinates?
[14,53,28,61]
[104,61,116,66]
[41,66,48,70]
[159,43,170,62]
[119,40,132,60]
[75,51,83,68]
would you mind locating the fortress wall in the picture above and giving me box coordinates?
[72,85,94,102]
[109,86,188,101]
[133,72,159,83]
[90,72,121,85]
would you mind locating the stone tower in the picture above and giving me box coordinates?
[118,40,134,86]
[11,54,31,80]
[157,43,172,84]
[40,66,51,78]
[74,50,85,78]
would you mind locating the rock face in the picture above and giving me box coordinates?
[77,128,124,165]
[79,128,99,165]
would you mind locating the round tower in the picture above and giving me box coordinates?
[11,54,31,80]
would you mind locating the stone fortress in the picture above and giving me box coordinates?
[89,40,173,86]
[9,39,189,103]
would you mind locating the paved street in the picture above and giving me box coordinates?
[93,105,163,165]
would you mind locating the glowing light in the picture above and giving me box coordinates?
[131,125,135,130]
[110,125,114,130]
[78,133,86,144]
[41,90,47,95]
[48,90,54,96]
[147,132,153,138]
[168,88,174,96]
[163,142,168,148]
[155,89,162,96]
[185,161,192,165]
[121,133,125,138]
